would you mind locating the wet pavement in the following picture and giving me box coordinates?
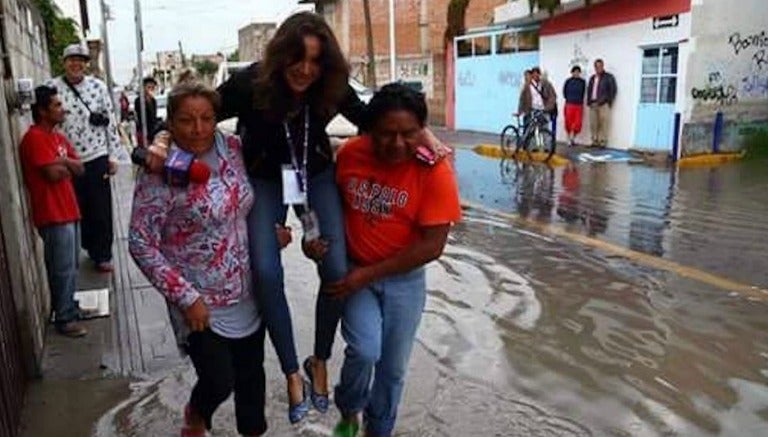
[24,131,768,436]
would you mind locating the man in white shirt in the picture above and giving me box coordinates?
[48,44,120,272]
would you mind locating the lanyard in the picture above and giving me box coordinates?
[283,106,310,194]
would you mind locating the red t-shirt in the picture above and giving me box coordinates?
[19,125,81,228]
[336,136,462,266]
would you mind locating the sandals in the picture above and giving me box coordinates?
[303,357,331,413]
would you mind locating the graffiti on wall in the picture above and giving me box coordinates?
[691,84,739,105]
[728,31,768,56]
[458,70,476,87]
[498,70,522,87]
[569,43,590,71]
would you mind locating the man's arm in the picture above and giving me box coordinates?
[216,63,257,122]
[39,162,72,182]
[327,225,450,298]
[102,82,121,155]
[60,157,84,176]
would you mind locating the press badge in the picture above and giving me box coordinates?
[300,209,321,242]
[281,164,306,205]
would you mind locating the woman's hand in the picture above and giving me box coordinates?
[184,298,210,332]
[326,267,375,299]
[276,224,293,249]
[302,238,329,261]
[146,131,171,173]
[418,128,453,162]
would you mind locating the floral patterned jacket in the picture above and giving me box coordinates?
[128,132,254,309]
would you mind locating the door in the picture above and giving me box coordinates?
[634,46,678,151]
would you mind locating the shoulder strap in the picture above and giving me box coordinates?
[62,77,93,114]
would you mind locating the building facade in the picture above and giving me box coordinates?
[238,22,277,62]
[309,0,506,125]
[453,0,767,155]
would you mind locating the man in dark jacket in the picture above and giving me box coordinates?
[563,66,586,147]
[586,59,617,148]
[518,67,557,124]
[134,76,158,147]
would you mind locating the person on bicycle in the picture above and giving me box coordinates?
[518,67,557,126]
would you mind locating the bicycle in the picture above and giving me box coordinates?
[499,110,556,162]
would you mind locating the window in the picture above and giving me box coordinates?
[640,45,678,104]
[457,39,472,58]
[518,29,539,52]
[496,32,518,54]
[474,36,491,56]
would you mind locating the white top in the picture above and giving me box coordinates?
[48,75,120,163]
[530,81,545,110]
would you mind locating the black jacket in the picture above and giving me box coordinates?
[216,62,366,180]
[587,72,617,106]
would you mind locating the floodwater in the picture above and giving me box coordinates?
[95,151,768,436]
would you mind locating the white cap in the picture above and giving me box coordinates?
[62,44,90,61]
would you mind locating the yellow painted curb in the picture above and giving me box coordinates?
[461,200,768,301]
[473,144,570,167]
[678,152,745,167]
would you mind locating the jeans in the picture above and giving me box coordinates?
[335,268,427,437]
[248,165,348,375]
[38,222,80,325]
[74,155,113,263]
[187,327,267,435]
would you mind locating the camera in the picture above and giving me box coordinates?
[89,111,110,127]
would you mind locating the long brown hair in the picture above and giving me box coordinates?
[254,12,349,120]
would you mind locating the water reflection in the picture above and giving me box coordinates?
[455,149,768,287]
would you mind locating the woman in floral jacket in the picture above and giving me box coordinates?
[128,81,288,437]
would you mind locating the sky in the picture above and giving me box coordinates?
[56,0,311,85]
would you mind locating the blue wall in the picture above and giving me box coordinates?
[455,51,539,133]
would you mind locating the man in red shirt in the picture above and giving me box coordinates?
[20,85,87,337]
[306,84,461,437]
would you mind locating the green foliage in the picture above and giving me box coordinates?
[445,0,470,42]
[227,50,239,62]
[193,59,218,77]
[530,0,592,16]
[744,128,768,159]
[32,0,81,77]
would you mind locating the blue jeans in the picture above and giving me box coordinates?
[38,222,80,325]
[334,268,427,437]
[248,165,348,375]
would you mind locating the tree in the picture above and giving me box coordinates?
[227,50,239,62]
[362,0,377,88]
[32,0,81,77]
[193,59,218,77]
[445,0,471,42]
[529,0,592,16]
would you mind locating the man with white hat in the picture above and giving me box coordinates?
[48,43,120,273]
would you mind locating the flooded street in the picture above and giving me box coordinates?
[93,151,768,437]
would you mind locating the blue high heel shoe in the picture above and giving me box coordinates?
[303,357,331,413]
[288,379,311,424]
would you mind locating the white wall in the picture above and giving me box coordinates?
[681,0,768,153]
[541,13,691,150]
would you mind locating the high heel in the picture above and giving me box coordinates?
[303,357,330,413]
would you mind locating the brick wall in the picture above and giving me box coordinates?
[330,0,504,124]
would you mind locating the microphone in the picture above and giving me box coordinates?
[163,148,211,187]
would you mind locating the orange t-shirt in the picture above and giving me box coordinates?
[336,135,462,266]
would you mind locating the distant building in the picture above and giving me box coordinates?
[304,0,506,125]
[155,50,185,90]
[452,0,768,155]
[238,23,277,62]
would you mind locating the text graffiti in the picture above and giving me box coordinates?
[458,70,476,87]
[691,85,738,106]
[728,31,768,56]
[498,70,522,87]
[753,49,767,70]
[741,74,768,99]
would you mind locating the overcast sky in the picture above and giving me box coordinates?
[57,0,310,84]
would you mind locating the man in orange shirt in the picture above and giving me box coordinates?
[310,84,461,436]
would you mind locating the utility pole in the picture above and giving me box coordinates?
[178,40,187,68]
[134,0,147,146]
[100,0,116,114]
[388,0,397,82]
[362,0,376,88]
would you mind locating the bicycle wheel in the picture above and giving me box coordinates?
[499,124,519,158]
[525,127,556,161]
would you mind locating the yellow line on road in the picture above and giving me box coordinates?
[462,201,768,301]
